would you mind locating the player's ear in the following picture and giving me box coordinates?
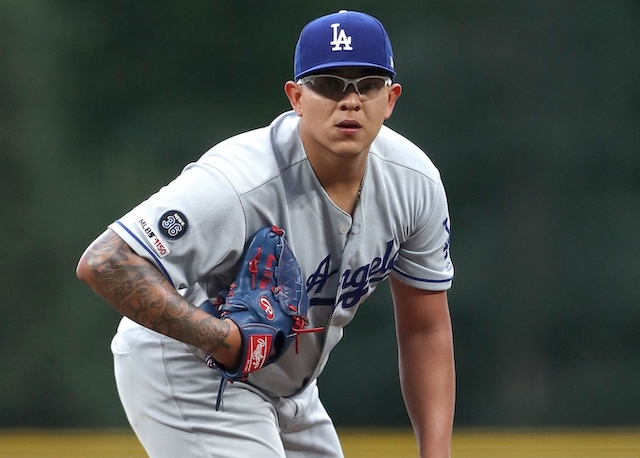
[384,83,402,120]
[284,81,303,116]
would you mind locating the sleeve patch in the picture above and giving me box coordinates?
[158,210,189,240]
[136,218,171,258]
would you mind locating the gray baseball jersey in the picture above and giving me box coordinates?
[109,110,453,398]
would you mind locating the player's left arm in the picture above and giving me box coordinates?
[390,275,455,458]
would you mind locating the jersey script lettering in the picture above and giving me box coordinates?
[306,240,399,309]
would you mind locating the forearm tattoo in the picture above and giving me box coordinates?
[81,230,231,351]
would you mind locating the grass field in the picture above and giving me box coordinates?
[1,428,639,457]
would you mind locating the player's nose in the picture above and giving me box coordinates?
[339,86,362,110]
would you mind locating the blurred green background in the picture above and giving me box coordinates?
[1,0,638,430]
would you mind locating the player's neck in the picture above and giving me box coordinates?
[306,149,368,216]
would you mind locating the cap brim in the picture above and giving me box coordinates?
[296,62,395,80]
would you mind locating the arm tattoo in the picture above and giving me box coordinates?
[80,230,231,351]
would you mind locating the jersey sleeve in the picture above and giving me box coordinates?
[391,173,454,291]
[108,162,246,292]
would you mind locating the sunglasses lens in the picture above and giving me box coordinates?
[303,75,389,101]
[355,77,388,98]
[308,76,344,98]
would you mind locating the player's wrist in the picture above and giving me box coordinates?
[208,318,241,369]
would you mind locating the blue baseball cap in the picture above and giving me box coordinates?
[294,10,395,81]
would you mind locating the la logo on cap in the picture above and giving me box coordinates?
[330,22,353,51]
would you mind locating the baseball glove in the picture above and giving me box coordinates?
[201,225,322,410]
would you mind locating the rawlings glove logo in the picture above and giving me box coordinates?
[243,335,272,373]
[259,296,275,320]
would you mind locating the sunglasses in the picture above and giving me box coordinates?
[297,74,392,101]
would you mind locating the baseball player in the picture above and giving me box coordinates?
[77,10,455,458]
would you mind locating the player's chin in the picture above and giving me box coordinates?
[332,137,373,157]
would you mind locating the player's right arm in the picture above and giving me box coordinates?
[76,228,241,368]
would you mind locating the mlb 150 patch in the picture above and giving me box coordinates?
[136,218,170,258]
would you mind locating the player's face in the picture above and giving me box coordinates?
[285,67,402,160]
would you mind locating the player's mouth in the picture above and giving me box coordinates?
[336,120,361,134]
